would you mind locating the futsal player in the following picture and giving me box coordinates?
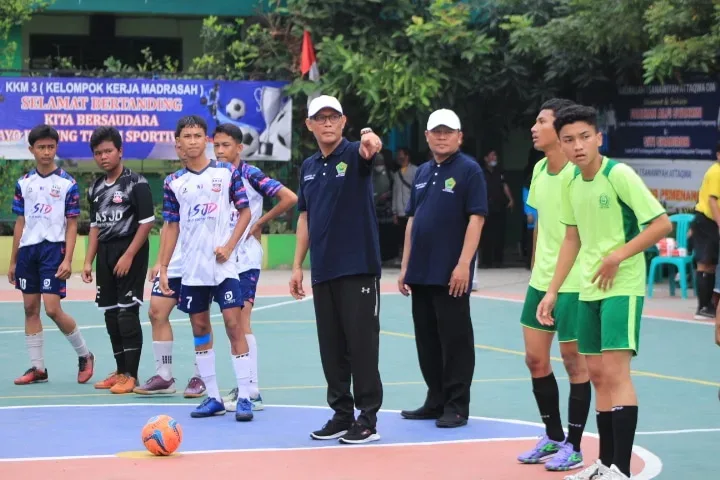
[210,123,298,412]
[10,124,95,385]
[517,99,592,472]
[398,109,486,428]
[158,115,254,421]
[133,143,207,398]
[81,126,155,395]
[537,105,672,479]
[290,95,384,444]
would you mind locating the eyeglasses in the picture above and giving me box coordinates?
[312,113,343,124]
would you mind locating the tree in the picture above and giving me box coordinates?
[189,0,497,135]
[499,0,720,88]
[0,0,52,69]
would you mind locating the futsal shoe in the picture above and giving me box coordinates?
[545,442,584,471]
[235,398,254,422]
[77,353,95,384]
[133,375,177,395]
[223,387,264,411]
[94,371,118,389]
[14,366,48,385]
[338,423,381,444]
[183,376,207,398]
[190,397,226,418]
[562,460,611,479]
[310,419,353,440]
[109,374,137,394]
[517,435,563,464]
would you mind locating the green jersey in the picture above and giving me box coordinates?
[527,158,582,293]
[560,157,665,301]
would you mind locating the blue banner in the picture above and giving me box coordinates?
[600,81,720,160]
[0,77,293,161]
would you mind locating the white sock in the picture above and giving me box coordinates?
[26,332,44,371]
[195,349,220,401]
[193,357,201,378]
[65,328,90,357]
[152,341,173,381]
[231,352,251,400]
[245,334,259,397]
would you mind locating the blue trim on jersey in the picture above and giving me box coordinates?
[230,165,249,210]
[12,181,24,216]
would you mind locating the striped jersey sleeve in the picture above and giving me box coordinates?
[244,164,283,198]
[162,172,181,223]
[229,165,249,210]
[12,180,24,216]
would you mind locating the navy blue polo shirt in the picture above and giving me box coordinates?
[297,138,381,285]
[404,151,488,287]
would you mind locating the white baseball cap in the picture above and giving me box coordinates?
[427,109,461,131]
[308,95,344,117]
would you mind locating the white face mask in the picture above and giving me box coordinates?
[374,165,385,172]
[488,160,497,167]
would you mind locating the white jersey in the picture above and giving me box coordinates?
[13,168,80,248]
[166,238,183,279]
[162,160,248,286]
[230,163,283,273]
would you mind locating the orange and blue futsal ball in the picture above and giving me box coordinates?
[141,415,183,456]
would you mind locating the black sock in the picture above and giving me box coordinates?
[532,373,565,442]
[567,381,592,452]
[596,410,614,467]
[104,309,125,374]
[118,306,143,380]
[696,272,714,309]
[612,406,638,477]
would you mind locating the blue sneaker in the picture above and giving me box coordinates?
[545,442,584,471]
[190,397,226,418]
[517,435,564,464]
[235,398,254,422]
[251,393,264,411]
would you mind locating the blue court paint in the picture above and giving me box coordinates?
[0,405,543,460]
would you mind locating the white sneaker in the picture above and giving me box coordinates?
[564,460,610,480]
[597,465,630,479]
[223,387,238,412]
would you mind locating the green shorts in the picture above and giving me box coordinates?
[577,296,643,356]
[520,286,580,343]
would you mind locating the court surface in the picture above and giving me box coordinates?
[0,269,717,479]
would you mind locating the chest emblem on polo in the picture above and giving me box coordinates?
[336,162,347,177]
[112,191,124,204]
[443,177,456,193]
[599,193,610,209]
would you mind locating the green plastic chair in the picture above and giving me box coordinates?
[646,213,696,299]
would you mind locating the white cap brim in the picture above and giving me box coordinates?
[308,95,343,117]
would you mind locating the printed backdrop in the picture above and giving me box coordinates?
[0,77,292,161]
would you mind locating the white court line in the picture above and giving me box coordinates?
[0,403,663,479]
[636,427,720,436]
[0,296,313,335]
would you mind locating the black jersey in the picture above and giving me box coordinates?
[88,167,155,242]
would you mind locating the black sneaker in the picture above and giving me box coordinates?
[694,306,715,320]
[338,422,381,444]
[310,419,353,440]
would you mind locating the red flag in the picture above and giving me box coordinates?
[300,30,320,83]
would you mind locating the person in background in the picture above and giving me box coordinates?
[372,152,396,264]
[522,177,537,270]
[479,149,514,268]
[392,148,417,266]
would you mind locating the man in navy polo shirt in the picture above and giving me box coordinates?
[290,95,385,444]
[398,108,487,428]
